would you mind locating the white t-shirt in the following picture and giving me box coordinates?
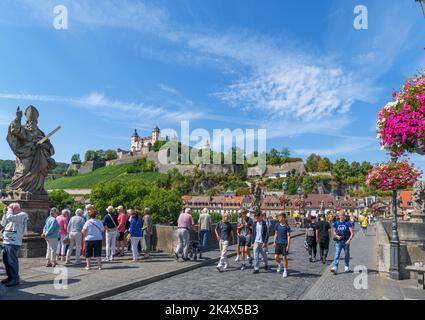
[1,210,28,246]
[82,218,105,241]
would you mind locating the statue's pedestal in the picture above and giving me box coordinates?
[1,198,49,258]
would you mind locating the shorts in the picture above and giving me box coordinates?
[85,240,102,258]
[239,236,251,247]
[118,232,126,241]
[275,244,288,256]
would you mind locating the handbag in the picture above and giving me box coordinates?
[63,235,70,245]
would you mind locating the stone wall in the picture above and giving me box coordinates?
[69,161,106,174]
[152,221,279,254]
[377,220,425,279]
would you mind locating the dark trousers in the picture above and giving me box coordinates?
[319,240,329,260]
[2,244,21,283]
[307,237,317,258]
[199,230,209,253]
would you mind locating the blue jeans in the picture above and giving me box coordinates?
[253,242,268,270]
[333,240,350,269]
[199,230,209,253]
[2,244,21,283]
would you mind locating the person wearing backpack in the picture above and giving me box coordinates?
[316,213,331,264]
[305,215,318,263]
[103,206,119,262]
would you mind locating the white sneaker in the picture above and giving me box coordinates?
[276,266,282,273]
[282,270,288,278]
[331,267,337,274]
[223,264,229,270]
[344,266,350,273]
[235,255,240,262]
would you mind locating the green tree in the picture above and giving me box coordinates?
[361,161,373,176]
[96,150,106,162]
[350,161,362,177]
[317,157,332,172]
[332,159,351,186]
[48,190,74,210]
[71,154,82,164]
[281,147,290,163]
[267,148,282,165]
[305,153,322,172]
[105,150,118,161]
[85,150,97,162]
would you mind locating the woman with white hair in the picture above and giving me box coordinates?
[41,208,60,267]
[66,208,86,264]
[56,209,69,261]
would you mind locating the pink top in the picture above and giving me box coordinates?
[177,213,194,229]
[118,213,127,233]
[56,215,68,236]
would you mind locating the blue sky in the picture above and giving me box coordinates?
[0,0,424,169]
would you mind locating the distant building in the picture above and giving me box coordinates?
[131,126,161,153]
[182,193,360,218]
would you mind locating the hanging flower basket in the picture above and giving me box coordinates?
[377,70,425,156]
[365,160,422,191]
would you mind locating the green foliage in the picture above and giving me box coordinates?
[71,154,82,164]
[0,203,6,219]
[105,150,118,161]
[153,139,169,152]
[305,153,322,172]
[84,150,97,162]
[49,162,69,175]
[126,158,155,174]
[65,169,78,177]
[90,180,182,224]
[48,190,73,210]
[210,211,222,224]
[45,163,160,189]
[266,147,292,165]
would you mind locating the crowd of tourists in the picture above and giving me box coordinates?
[41,202,154,271]
[1,200,361,287]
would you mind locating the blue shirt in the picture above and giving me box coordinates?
[130,217,143,237]
[216,221,232,241]
[43,216,60,239]
[275,222,291,245]
[333,220,353,240]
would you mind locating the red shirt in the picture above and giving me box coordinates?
[117,213,127,233]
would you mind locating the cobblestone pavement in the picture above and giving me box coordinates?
[302,224,425,300]
[108,234,333,300]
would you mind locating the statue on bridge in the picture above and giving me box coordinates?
[412,180,425,215]
[6,106,57,200]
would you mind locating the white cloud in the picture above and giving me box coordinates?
[159,84,180,96]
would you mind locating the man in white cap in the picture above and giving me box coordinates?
[175,208,194,261]
[116,205,127,257]
[103,206,118,261]
[1,203,28,287]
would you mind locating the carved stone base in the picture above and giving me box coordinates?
[1,198,49,258]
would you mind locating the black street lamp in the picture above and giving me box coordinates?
[416,0,425,18]
[390,156,401,280]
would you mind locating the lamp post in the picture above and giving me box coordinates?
[416,0,425,18]
[297,186,305,226]
[390,155,401,280]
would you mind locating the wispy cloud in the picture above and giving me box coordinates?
[159,84,180,96]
